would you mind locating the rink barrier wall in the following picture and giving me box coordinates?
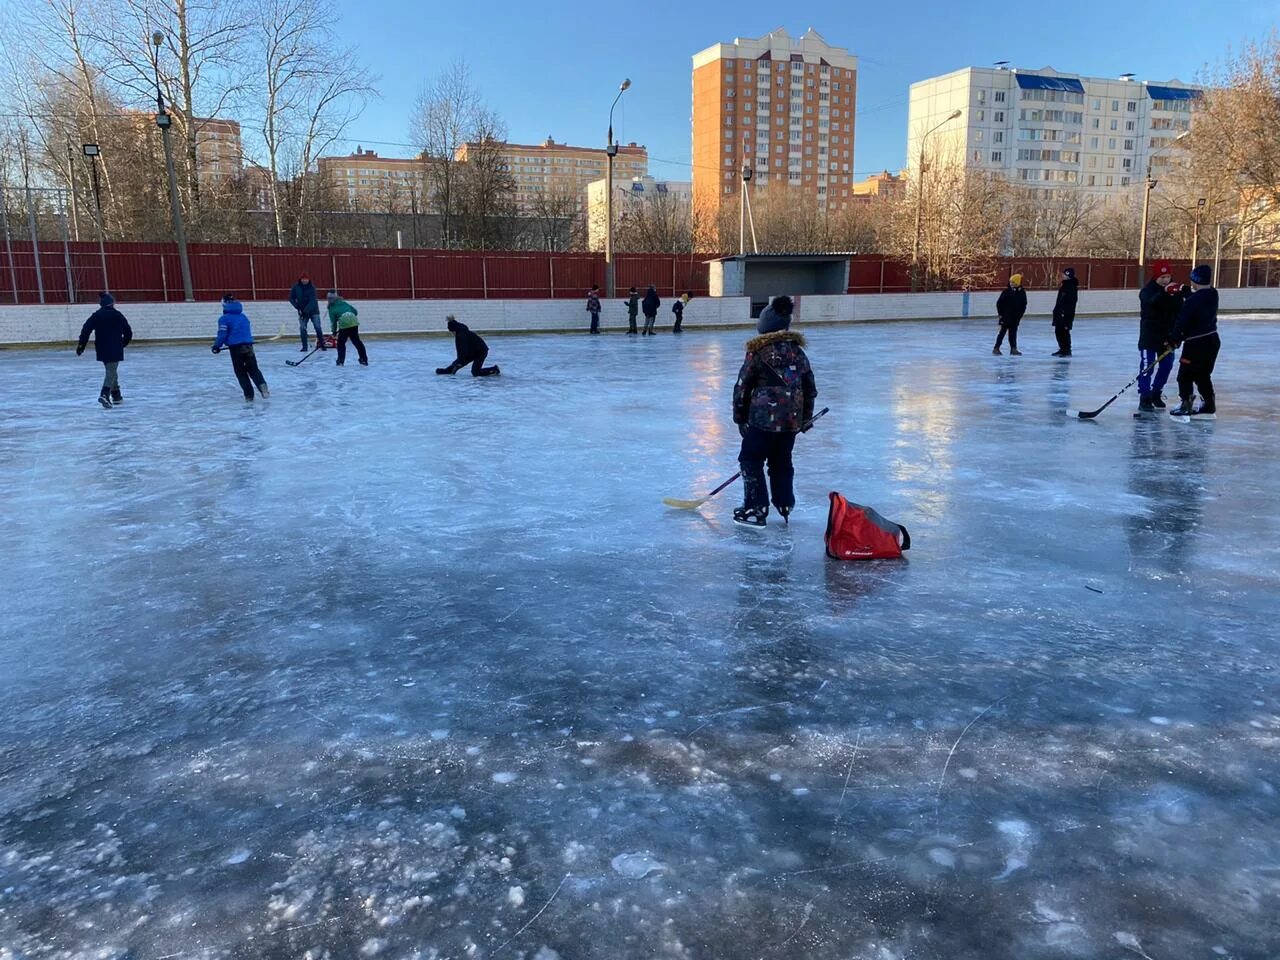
[3,288,1280,345]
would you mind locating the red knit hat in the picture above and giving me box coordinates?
[1151,259,1173,279]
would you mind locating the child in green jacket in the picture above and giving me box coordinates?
[326,290,368,366]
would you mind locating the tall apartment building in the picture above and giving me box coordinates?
[194,117,243,186]
[907,66,1201,205]
[455,137,647,213]
[691,28,858,217]
[317,147,427,208]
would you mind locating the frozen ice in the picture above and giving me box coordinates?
[2,317,1280,959]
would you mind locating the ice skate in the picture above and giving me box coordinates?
[1151,394,1167,409]
[97,391,113,409]
[733,506,768,528]
[110,388,122,404]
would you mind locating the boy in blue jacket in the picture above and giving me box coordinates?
[212,295,269,401]
[76,292,133,408]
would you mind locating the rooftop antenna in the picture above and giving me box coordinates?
[1120,72,1135,82]
[994,60,1010,70]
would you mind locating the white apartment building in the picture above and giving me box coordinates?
[585,176,693,250]
[907,67,1201,205]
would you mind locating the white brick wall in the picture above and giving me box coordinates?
[3,289,1277,345]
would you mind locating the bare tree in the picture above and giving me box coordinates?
[527,181,582,251]
[453,108,517,248]
[411,61,482,247]
[248,0,374,244]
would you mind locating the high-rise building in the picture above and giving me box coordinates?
[907,66,1201,205]
[456,137,647,214]
[691,28,858,218]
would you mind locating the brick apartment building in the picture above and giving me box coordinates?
[692,27,858,218]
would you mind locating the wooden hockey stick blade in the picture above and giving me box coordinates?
[265,323,287,341]
[663,496,711,510]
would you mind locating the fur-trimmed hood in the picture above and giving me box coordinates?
[746,330,806,353]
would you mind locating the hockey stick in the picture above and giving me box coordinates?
[1067,349,1173,420]
[663,407,829,510]
[286,344,323,367]
[264,323,287,341]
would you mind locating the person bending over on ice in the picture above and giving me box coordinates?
[326,290,368,366]
[76,292,133,408]
[1136,259,1183,413]
[288,274,325,352]
[641,285,661,335]
[993,274,1027,355]
[731,295,817,528]
[1051,267,1078,356]
[436,315,500,377]
[1169,265,1220,419]
[212,294,269,401]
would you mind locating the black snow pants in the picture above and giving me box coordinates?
[1177,333,1220,406]
[337,326,368,364]
[995,319,1020,351]
[229,343,266,399]
[1054,325,1072,355]
[439,348,498,377]
[739,426,797,512]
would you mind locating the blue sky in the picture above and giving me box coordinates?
[336,1,1273,178]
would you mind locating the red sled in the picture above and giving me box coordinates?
[824,492,910,560]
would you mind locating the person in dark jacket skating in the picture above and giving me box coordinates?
[625,287,639,335]
[641,285,660,335]
[288,274,326,352]
[436,315,500,377]
[672,291,690,333]
[1051,267,1078,356]
[1135,259,1183,412]
[586,285,602,334]
[993,274,1028,355]
[76,292,133,408]
[212,295,269,401]
[731,296,818,528]
[1169,265,1220,419]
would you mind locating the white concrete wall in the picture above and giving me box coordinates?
[4,288,1278,345]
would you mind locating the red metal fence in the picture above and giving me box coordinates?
[0,241,1274,305]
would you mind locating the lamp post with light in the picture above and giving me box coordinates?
[151,30,193,301]
[604,78,630,298]
[81,143,108,290]
[911,109,962,291]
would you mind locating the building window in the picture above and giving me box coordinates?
[1123,139,1134,150]
[1090,136,1099,148]
[1091,98,1101,109]
[1110,119,1118,131]
[1106,175,1114,186]
[1111,99,1119,111]
[991,150,1002,162]
[1123,158,1132,169]
[972,150,981,161]
[1125,120,1135,131]
[993,131,1003,143]
[994,110,1004,122]
[1091,118,1100,129]
[977,89,987,103]
[994,91,1006,102]
[1126,101,1137,112]
[1108,137,1116,148]
[975,129,984,141]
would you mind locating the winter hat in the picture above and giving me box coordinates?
[1009,274,1023,287]
[1152,259,1173,279]
[1190,264,1212,285]
[300,274,310,283]
[222,293,237,303]
[1063,267,1076,279]
[98,291,114,307]
[756,295,793,334]
[326,289,338,301]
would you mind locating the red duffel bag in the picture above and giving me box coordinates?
[824,492,910,560]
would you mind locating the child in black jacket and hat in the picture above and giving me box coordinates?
[76,292,133,408]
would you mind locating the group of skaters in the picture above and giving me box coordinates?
[75,274,500,405]
[585,285,690,335]
[992,259,1221,418]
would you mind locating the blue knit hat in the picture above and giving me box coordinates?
[99,291,114,307]
[1063,267,1076,279]
[1190,264,1212,285]
[756,295,793,334]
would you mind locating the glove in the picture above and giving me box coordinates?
[211,345,221,354]
[435,367,450,375]
[1166,283,1182,295]
[75,345,84,356]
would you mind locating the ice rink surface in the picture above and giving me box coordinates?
[2,315,1278,959]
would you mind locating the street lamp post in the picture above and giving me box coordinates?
[604,78,630,299]
[82,143,108,291]
[911,109,962,292]
[1191,197,1206,263]
[151,30,193,302]
[1137,157,1156,268]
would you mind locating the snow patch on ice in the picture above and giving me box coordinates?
[491,771,518,784]
[611,852,667,879]
[507,885,525,908]
[223,848,252,865]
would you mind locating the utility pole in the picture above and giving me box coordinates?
[911,110,962,291]
[604,78,630,298]
[1191,197,1205,264]
[152,30,194,301]
[83,144,108,290]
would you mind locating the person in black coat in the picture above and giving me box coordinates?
[641,285,660,335]
[76,292,133,408]
[1051,267,1078,356]
[1135,259,1183,412]
[436,315,500,377]
[1169,264,1220,418]
[993,274,1028,355]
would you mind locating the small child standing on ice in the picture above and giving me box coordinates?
[326,290,368,366]
[76,292,133,408]
[586,285,602,334]
[671,291,690,333]
[731,296,818,528]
